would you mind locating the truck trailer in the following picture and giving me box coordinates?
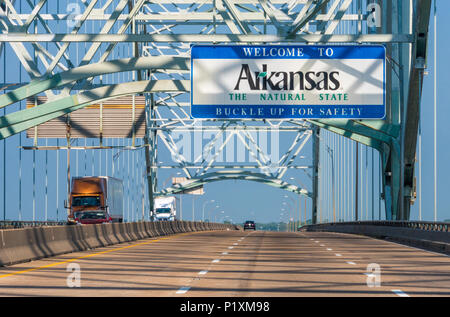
[67,176,124,224]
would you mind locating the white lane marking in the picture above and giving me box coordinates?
[222,252,228,255]
[176,287,190,294]
[233,243,238,245]
[327,248,333,251]
[392,290,409,297]
[228,246,234,249]
[320,244,325,247]
[310,239,315,241]
[315,241,319,243]
[346,261,356,265]
[198,270,208,275]
[212,259,220,263]
[335,254,342,257]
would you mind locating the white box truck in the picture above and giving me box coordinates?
[153,197,176,221]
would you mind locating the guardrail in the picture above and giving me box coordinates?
[299,220,450,255]
[0,221,67,229]
[299,220,449,232]
[0,221,241,266]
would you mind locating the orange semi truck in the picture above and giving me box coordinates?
[66,176,124,225]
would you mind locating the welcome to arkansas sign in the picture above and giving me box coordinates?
[190,45,385,119]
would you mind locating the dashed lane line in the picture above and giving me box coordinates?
[176,287,191,294]
[176,236,239,295]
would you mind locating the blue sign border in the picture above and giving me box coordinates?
[190,44,386,120]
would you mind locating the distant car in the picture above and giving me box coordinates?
[244,220,256,230]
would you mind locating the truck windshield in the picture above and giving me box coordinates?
[156,208,171,214]
[75,211,107,219]
[72,196,101,207]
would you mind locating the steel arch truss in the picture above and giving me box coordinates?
[0,0,431,221]
[158,170,311,198]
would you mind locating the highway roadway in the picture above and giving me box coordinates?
[0,230,449,297]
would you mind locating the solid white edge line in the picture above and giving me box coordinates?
[392,289,410,297]
[198,270,208,275]
[212,259,220,263]
[346,261,356,265]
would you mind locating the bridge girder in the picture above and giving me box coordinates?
[157,170,311,198]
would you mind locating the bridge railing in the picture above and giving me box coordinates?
[300,221,449,232]
[299,220,450,255]
[0,221,67,229]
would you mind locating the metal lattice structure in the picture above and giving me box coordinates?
[0,0,432,222]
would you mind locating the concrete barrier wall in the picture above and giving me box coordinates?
[0,221,241,267]
[302,224,450,254]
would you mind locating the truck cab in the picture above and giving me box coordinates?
[155,207,174,221]
[67,176,123,224]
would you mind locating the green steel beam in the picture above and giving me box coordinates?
[0,80,189,140]
[309,119,397,146]
[308,120,386,153]
[157,170,311,198]
[314,119,400,139]
[0,56,189,109]
[402,0,432,220]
